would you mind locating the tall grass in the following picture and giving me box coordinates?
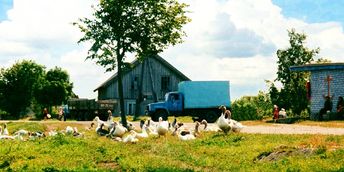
[1,122,344,171]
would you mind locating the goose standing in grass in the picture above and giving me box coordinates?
[217,113,232,134]
[3,123,9,135]
[0,126,15,140]
[157,117,169,136]
[169,118,177,131]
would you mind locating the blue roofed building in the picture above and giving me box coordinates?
[290,63,344,119]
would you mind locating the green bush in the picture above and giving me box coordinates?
[231,91,272,121]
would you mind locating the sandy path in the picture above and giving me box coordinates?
[240,124,344,135]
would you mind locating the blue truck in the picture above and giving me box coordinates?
[147,81,231,122]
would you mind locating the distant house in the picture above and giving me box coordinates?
[290,63,344,119]
[94,55,190,116]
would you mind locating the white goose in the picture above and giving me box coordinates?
[3,123,9,135]
[14,129,29,136]
[65,126,74,134]
[94,116,114,131]
[176,121,200,141]
[109,122,127,137]
[48,130,59,137]
[0,135,15,140]
[122,131,139,143]
[217,113,232,134]
[229,119,244,132]
[201,120,221,132]
[157,117,169,136]
[131,124,149,138]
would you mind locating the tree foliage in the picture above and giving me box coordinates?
[231,91,272,121]
[0,61,74,118]
[0,60,45,117]
[35,67,73,109]
[271,29,319,115]
[74,0,190,126]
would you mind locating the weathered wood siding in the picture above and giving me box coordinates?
[97,56,189,115]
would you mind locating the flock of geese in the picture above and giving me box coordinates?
[0,123,83,141]
[92,112,244,143]
[0,113,244,143]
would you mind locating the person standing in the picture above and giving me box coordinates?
[273,105,279,122]
[63,104,69,121]
[58,107,64,121]
[43,108,49,120]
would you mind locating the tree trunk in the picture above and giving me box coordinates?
[117,56,128,127]
[134,59,145,120]
[147,58,158,102]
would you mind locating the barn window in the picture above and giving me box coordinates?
[161,76,171,91]
[131,76,139,90]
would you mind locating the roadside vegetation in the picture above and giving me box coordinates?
[0,60,74,120]
[1,122,344,171]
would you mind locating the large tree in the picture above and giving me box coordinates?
[34,67,73,110]
[0,60,45,117]
[272,29,319,115]
[74,0,190,126]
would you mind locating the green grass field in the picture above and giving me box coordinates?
[1,122,344,171]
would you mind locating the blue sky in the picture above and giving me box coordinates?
[0,0,12,21]
[272,0,344,26]
[1,0,344,100]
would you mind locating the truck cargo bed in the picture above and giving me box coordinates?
[178,81,230,109]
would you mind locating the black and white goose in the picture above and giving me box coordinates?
[175,121,200,141]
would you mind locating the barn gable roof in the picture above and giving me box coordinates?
[94,55,190,91]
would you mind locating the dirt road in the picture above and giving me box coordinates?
[1,120,344,135]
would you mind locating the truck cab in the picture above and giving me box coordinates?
[147,92,183,121]
[166,92,183,113]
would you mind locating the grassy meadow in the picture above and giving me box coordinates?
[1,121,344,171]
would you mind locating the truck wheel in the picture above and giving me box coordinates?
[206,111,218,123]
[154,110,168,121]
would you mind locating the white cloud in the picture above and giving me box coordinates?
[163,0,344,100]
[59,48,112,98]
[1,0,344,100]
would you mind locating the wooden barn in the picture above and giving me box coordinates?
[94,55,190,116]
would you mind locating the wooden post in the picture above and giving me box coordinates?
[325,75,333,98]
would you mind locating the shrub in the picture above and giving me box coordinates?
[231,91,272,121]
